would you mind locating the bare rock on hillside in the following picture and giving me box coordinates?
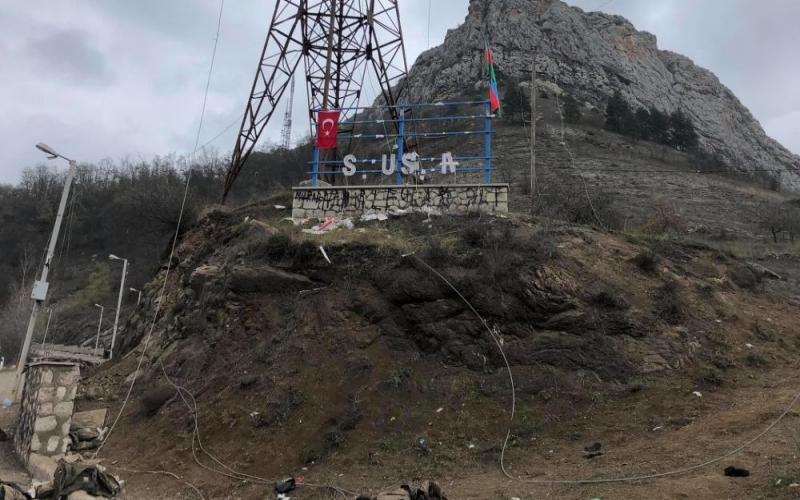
[401,0,800,187]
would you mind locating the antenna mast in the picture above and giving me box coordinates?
[280,76,296,150]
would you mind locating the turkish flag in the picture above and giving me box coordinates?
[316,110,340,150]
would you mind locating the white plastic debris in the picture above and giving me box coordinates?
[277,494,291,500]
[281,217,309,226]
[746,343,754,348]
[652,425,663,431]
[436,407,443,413]
[319,246,332,264]
[302,217,354,234]
[274,205,286,209]
[468,444,476,449]
[692,391,702,398]
[250,411,259,418]
[361,213,389,222]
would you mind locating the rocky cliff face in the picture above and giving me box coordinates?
[404,0,800,187]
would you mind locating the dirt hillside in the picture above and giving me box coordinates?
[73,200,800,500]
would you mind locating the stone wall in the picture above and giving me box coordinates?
[14,362,79,464]
[292,184,509,219]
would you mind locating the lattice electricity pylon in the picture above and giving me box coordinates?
[221,0,412,203]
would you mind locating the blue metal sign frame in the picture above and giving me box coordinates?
[309,100,496,186]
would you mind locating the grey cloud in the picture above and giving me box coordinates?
[1,0,799,186]
[25,29,114,86]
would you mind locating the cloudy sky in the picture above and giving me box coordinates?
[1,0,798,183]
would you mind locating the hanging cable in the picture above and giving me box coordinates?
[93,0,226,460]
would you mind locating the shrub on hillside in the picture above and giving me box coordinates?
[640,198,688,235]
[654,280,685,324]
[632,250,659,273]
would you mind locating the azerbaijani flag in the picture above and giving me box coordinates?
[485,41,501,115]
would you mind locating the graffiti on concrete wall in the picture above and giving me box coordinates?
[293,185,507,215]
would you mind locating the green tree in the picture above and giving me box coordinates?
[605,91,631,133]
[563,93,582,123]
[634,107,652,141]
[649,107,670,145]
[503,81,530,124]
[668,109,699,151]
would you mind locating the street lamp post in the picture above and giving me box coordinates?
[13,143,78,399]
[129,287,142,306]
[109,254,128,359]
[93,304,104,356]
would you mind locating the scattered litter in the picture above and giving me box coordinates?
[1,482,29,500]
[510,497,522,500]
[583,442,603,459]
[436,408,443,413]
[389,416,396,422]
[275,478,297,494]
[250,411,259,418]
[53,462,121,498]
[282,217,309,226]
[319,246,332,264]
[693,391,703,398]
[776,479,782,486]
[723,466,750,477]
[2,399,12,408]
[277,494,291,500]
[244,216,250,223]
[746,343,754,348]
[789,483,799,488]
[302,217,354,234]
[274,205,286,210]
[468,444,476,449]
[69,422,108,451]
[374,480,446,500]
[652,425,663,431]
[361,213,389,222]
[715,319,722,323]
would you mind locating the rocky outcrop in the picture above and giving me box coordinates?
[402,0,800,187]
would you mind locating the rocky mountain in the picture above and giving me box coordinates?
[404,0,800,188]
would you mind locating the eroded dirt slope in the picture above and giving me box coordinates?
[76,206,800,499]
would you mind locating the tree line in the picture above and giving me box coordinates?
[0,143,309,360]
[605,91,699,151]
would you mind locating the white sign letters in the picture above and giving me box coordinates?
[340,152,459,177]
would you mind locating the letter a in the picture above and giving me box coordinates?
[440,152,459,174]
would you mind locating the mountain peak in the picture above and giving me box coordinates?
[405,0,800,186]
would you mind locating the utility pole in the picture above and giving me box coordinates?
[530,52,537,211]
[14,143,77,399]
[41,309,53,348]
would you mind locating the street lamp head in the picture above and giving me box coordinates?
[35,142,59,159]
[129,287,139,292]
[94,304,102,308]
[109,254,121,261]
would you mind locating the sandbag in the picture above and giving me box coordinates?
[52,462,120,499]
[0,482,31,500]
